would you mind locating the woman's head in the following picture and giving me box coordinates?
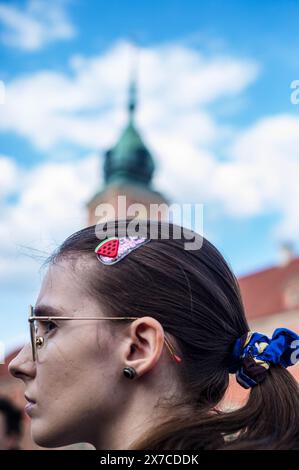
[49,219,249,399]
[9,218,298,450]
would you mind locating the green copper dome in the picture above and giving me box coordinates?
[104,80,155,186]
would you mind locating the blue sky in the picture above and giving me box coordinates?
[0,0,299,355]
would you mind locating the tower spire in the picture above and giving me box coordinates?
[127,42,138,123]
[128,77,137,122]
[102,41,155,187]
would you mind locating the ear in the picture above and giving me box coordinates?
[121,316,165,377]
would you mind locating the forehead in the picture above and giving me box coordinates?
[36,257,96,315]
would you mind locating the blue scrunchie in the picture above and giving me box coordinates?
[228,327,299,389]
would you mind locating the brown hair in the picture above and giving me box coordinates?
[48,218,299,450]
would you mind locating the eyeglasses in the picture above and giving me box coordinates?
[28,305,182,364]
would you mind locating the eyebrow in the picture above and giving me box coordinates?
[33,304,69,317]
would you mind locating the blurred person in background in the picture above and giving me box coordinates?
[0,397,23,450]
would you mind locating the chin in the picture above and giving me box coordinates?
[31,422,81,449]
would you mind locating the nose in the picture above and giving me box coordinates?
[9,343,36,381]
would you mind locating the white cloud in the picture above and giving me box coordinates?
[153,112,299,243]
[0,41,258,150]
[0,155,20,199]
[0,0,76,51]
[228,115,299,239]
[0,153,100,289]
[0,80,5,104]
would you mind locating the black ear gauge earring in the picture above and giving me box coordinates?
[123,367,137,379]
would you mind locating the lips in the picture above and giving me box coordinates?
[25,394,36,418]
[25,394,36,404]
[24,395,37,416]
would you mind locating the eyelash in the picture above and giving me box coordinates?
[36,320,58,336]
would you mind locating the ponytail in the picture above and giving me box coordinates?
[223,366,299,449]
[130,366,299,450]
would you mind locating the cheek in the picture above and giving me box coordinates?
[36,326,117,409]
[32,331,128,447]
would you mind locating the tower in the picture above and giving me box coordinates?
[87,74,168,225]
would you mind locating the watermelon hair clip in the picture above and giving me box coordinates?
[95,236,150,265]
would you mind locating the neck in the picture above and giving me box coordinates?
[95,393,163,450]
[94,378,185,450]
